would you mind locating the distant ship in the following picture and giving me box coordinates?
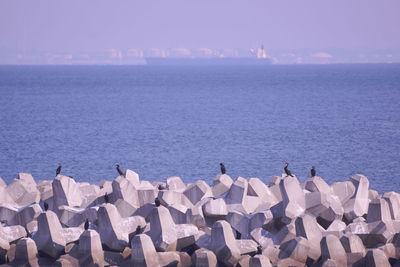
[256,44,269,60]
[145,45,272,65]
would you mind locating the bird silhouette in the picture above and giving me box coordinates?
[84,219,89,230]
[157,184,165,190]
[236,230,241,239]
[155,197,161,207]
[311,166,316,177]
[116,164,124,176]
[56,163,62,176]
[135,225,142,235]
[220,163,226,174]
[284,162,294,177]
[44,202,49,211]
[104,192,109,204]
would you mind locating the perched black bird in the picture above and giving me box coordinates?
[257,245,262,254]
[157,184,165,190]
[116,164,124,176]
[44,202,49,211]
[56,163,62,176]
[104,192,110,203]
[236,231,241,240]
[311,166,316,177]
[155,197,161,207]
[284,162,294,177]
[220,163,226,174]
[135,225,142,235]
[84,219,89,230]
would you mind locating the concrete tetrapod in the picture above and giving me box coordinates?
[248,177,279,207]
[212,174,233,198]
[166,176,186,192]
[366,197,392,223]
[184,180,212,206]
[210,220,241,266]
[294,213,322,262]
[382,191,400,220]
[112,175,140,208]
[176,223,199,251]
[250,254,272,267]
[78,229,105,266]
[225,177,248,206]
[192,248,217,267]
[13,238,39,267]
[32,210,66,258]
[2,170,400,266]
[363,249,391,267]
[14,204,42,227]
[279,236,310,264]
[270,176,306,225]
[131,234,159,267]
[343,174,370,222]
[52,175,82,209]
[148,205,178,251]
[8,173,40,207]
[97,203,129,251]
[320,234,347,266]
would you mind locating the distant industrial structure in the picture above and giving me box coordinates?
[0,46,397,65]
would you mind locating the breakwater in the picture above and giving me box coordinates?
[0,171,399,266]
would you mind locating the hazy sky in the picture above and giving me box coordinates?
[1,0,399,52]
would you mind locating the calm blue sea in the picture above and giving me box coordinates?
[0,64,399,193]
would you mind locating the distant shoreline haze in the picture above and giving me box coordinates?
[0,48,398,65]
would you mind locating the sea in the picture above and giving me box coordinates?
[0,64,399,193]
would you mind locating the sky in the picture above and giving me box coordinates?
[0,0,399,53]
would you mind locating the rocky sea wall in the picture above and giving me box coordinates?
[0,171,399,266]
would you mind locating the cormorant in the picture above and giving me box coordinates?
[135,225,142,235]
[220,163,226,174]
[84,219,89,230]
[157,184,165,190]
[44,202,49,211]
[56,163,62,176]
[284,162,294,177]
[236,230,241,239]
[311,166,316,177]
[116,164,124,176]
[104,192,109,203]
[155,197,161,207]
